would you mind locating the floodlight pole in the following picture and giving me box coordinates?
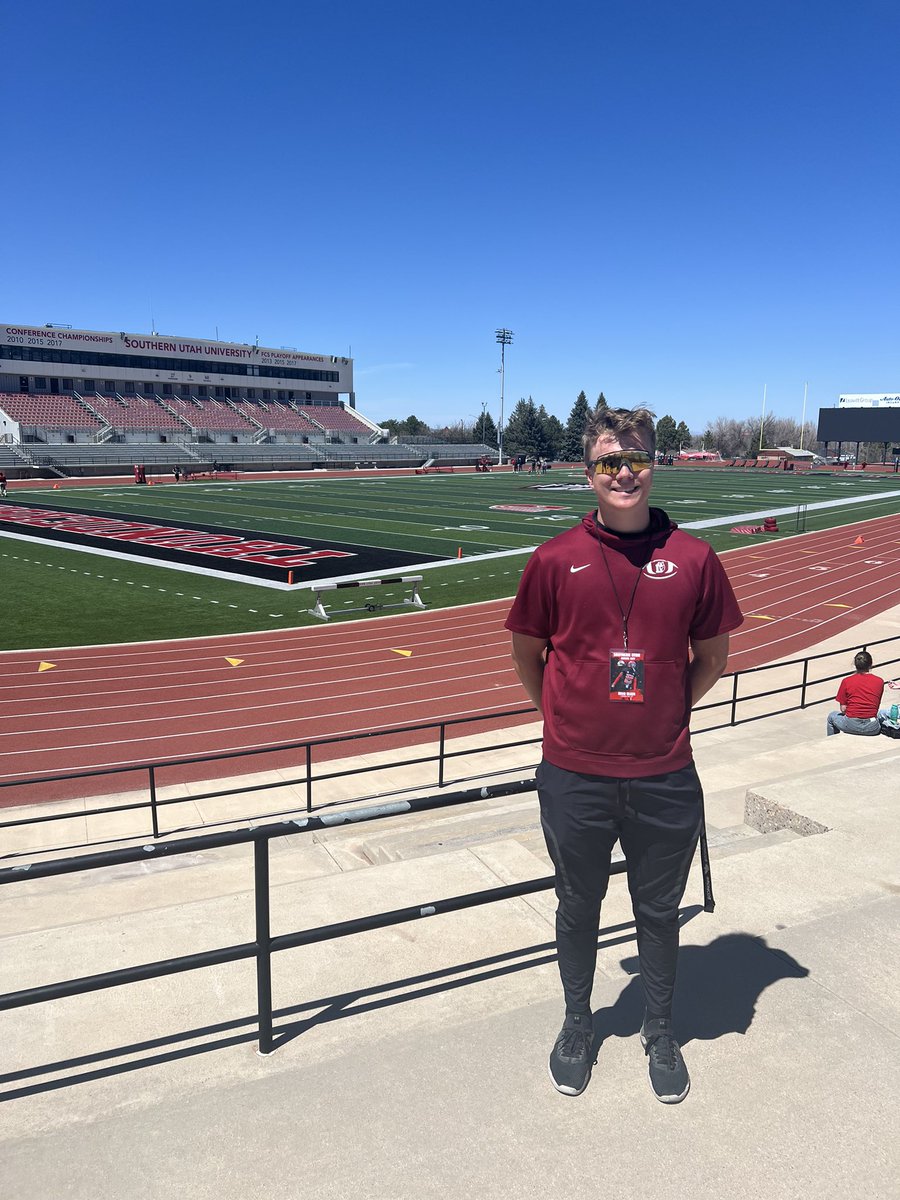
[480,400,487,446]
[495,328,513,465]
[758,383,767,453]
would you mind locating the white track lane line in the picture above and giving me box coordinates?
[733,565,900,613]
[0,628,514,692]
[0,690,533,777]
[732,564,900,620]
[0,664,518,734]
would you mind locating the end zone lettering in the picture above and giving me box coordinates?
[0,505,353,570]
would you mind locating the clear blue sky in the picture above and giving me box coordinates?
[4,1,898,434]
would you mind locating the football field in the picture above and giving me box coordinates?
[2,467,898,649]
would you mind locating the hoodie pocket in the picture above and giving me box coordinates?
[550,659,686,759]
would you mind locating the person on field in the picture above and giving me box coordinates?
[506,404,742,1104]
[826,651,885,736]
[0,471,7,498]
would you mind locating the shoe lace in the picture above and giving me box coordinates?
[645,1031,679,1071]
[559,1025,593,1060]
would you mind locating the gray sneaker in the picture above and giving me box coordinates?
[548,1013,595,1096]
[640,1017,690,1103]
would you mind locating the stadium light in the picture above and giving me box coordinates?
[495,328,513,466]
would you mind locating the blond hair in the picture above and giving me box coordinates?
[582,406,657,466]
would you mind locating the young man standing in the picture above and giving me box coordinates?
[505,405,742,1103]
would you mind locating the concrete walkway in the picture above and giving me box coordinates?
[1,610,898,1198]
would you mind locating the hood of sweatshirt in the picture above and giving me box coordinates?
[580,506,677,563]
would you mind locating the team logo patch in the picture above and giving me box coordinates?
[489,504,569,513]
[643,559,678,579]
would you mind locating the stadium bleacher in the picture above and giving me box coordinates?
[233,399,318,436]
[0,391,498,477]
[414,442,495,463]
[300,404,373,434]
[0,392,102,431]
[92,395,190,433]
[189,399,258,434]
[27,443,200,469]
[0,445,30,472]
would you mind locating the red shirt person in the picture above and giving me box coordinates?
[506,404,742,1104]
[826,652,884,736]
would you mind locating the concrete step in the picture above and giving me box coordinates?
[708,826,801,859]
[335,796,541,866]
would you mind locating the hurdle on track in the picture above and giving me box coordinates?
[795,503,808,533]
[307,575,426,621]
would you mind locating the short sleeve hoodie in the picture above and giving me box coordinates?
[505,507,743,777]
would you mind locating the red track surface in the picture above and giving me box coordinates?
[2,512,899,806]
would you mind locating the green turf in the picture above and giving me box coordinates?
[3,468,898,650]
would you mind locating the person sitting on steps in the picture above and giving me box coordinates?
[825,651,885,736]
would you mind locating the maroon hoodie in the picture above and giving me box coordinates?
[505,508,743,777]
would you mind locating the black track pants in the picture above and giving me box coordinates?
[536,758,703,1019]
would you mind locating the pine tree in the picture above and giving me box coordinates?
[503,397,544,458]
[475,411,497,447]
[541,411,565,460]
[655,414,678,454]
[563,391,590,461]
[596,392,608,410]
[674,421,692,451]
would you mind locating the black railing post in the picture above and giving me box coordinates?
[730,672,740,726]
[800,659,810,709]
[254,837,274,1055]
[305,744,313,814]
[438,723,446,788]
[148,765,160,839]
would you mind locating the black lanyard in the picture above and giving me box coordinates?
[597,541,643,649]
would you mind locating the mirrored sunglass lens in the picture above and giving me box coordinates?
[593,453,650,474]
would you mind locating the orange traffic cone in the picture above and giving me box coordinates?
[853,536,865,546]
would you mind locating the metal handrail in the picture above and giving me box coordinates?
[0,778,667,1060]
[0,780,555,1055]
[1,637,895,1072]
[2,633,898,851]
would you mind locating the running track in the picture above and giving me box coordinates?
[2,512,899,805]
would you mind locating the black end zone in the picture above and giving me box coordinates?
[0,499,442,584]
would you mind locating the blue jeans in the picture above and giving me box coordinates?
[826,712,881,736]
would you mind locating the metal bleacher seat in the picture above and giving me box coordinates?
[300,405,372,434]
[0,392,102,431]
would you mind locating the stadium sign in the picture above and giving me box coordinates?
[0,324,341,369]
[838,394,900,408]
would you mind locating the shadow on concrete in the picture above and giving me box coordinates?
[1,907,770,1102]
[0,915,638,1101]
[592,932,809,1048]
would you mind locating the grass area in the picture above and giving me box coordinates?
[3,467,898,650]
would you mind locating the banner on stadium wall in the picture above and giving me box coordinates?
[0,325,351,371]
[839,394,900,408]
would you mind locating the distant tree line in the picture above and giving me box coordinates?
[378,398,892,464]
[378,413,498,445]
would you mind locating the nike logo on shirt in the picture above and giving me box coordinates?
[570,564,591,573]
